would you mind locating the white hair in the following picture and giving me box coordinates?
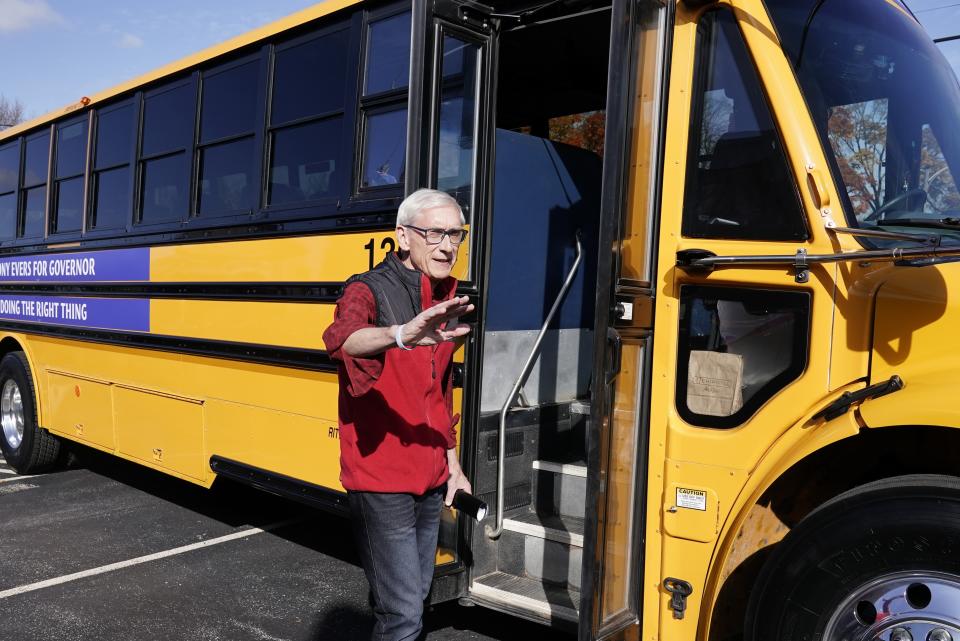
[396,188,465,227]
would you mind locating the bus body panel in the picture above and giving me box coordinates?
[643,0,872,637]
[861,262,960,429]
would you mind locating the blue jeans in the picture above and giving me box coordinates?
[348,486,444,641]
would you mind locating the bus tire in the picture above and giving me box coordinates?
[744,474,960,640]
[0,351,60,473]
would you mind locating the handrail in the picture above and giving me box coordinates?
[486,231,583,539]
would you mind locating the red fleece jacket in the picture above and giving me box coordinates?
[323,276,459,494]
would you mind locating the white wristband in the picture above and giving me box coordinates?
[395,324,413,350]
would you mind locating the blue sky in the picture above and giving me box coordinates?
[2,0,960,122]
[0,0,318,120]
[911,0,960,40]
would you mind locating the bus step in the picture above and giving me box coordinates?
[503,512,583,590]
[569,400,591,416]
[533,459,587,518]
[503,511,584,547]
[469,571,580,625]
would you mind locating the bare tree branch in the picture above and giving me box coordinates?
[0,95,26,130]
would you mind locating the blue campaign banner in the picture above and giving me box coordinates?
[0,296,150,332]
[0,247,150,282]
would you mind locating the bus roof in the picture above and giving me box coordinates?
[0,0,360,143]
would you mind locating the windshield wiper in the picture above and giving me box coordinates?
[876,217,960,231]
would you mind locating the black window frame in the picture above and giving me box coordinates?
[681,8,809,242]
[49,113,91,238]
[19,127,52,241]
[135,74,199,229]
[195,50,268,221]
[354,4,412,199]
[87,97,139,237]
[675,285,811,429]
[264,18,357,218]
[0,138,21,245]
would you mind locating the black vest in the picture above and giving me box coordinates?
[346,253,423,327]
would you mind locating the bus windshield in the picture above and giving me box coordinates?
[766,0,960,244]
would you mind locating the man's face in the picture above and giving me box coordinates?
[397,205,464,282]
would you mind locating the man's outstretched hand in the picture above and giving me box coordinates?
[398,295,474,347]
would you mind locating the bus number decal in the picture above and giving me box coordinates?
[365,237,397,270]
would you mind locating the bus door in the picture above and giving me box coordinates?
[412,0,664,635]
[638,3,851,639]
[579,1,670,640]
[407,0,498,602]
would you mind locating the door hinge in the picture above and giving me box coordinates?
[663,577,693,620]
[811,375,904,422]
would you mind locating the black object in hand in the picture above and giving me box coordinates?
[452,490,488,521]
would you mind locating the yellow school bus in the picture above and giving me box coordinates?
[2,0,959,638]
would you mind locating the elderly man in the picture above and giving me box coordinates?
[322,188,474,641]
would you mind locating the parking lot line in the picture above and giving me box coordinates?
[0,518,300,600]
[0,474,36,484]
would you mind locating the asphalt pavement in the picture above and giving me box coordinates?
[0,447,574,641]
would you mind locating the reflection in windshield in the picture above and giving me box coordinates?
[765,0,960,243]
[827,97,888,217]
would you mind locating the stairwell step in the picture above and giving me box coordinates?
[534,461,587,518]
[470,571,579,623]
[532,460,587,477]
[502,512,584,547]
[569,400,591,415]
[524,536,583,590]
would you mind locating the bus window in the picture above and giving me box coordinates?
[198,59,260,216]
[139,80,195,225]
[363,11,410,95]
[52,118,88,233]
[358,9,409,191]
[269,119,342,205]
[676,287,810,428]
[20,130,49,239]
[827,103,960,221]
[0,141,18,240]
[272,30,348,125]
[361,106,406,188]
[269,27,349,207]
[766,0,960,239]
[91,102,135,230]
[682,10,807,241]
[435,34,480,215]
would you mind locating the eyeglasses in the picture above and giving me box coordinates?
[403,225,468,246]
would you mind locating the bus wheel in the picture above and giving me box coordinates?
[0,351,60,473]
[744,474,960,641]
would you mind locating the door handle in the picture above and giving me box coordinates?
[605,327,622,386]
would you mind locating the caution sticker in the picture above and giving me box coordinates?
[676,487,707,511]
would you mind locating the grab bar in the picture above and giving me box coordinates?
[486,231,583,539]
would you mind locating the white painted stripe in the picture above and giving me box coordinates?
[0,474,37,484]
[503,518,584,547]
[0,518,298,600]
[470,581,579,622]
[532,460,587,478]
[0,468,16,475]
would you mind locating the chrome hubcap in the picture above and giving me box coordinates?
[823,571,960,641]
[1,378,24,450]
